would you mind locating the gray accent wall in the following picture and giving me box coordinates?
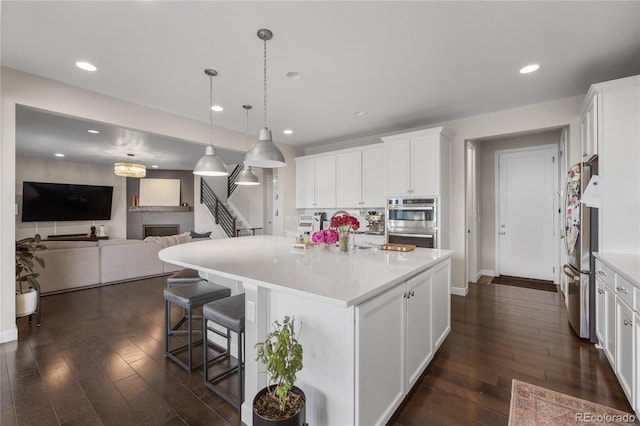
[126,170,195,239]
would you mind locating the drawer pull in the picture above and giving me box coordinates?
[616,286,628,294]
[597,288,604,295]
[597,269,607,276]
[623,319,632,326]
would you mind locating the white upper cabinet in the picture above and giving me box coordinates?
[336,151,362,208]
[384,139,411,197]
[295,154,336,209]
[590,75,640,253]
[361,146,386,208]
[580,93,599,161]
[382,126,450,198]
[297,144,386,210]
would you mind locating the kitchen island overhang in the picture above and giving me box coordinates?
[159,235,453,425]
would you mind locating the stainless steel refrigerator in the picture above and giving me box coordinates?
[563,158,598,341]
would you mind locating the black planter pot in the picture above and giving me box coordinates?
[253,386,306,426]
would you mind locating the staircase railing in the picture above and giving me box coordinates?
[201,178,236,238]
[227,164,243,198]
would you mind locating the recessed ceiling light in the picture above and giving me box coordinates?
[151,165,159,168]
[283,129,293,135]
[54,153,65,157]
[286,71,302,80]
[211,105,224,112]
[76,61,97,72]
[519,64,540,74]
[87,129,100,134]
[354,110,366,117]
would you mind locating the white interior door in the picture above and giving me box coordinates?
[497,146,557,281]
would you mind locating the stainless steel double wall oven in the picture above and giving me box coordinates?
[386,198,438,248]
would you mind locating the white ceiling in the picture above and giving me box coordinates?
[3,1,639,168]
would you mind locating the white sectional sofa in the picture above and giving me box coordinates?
[35,235,196,294]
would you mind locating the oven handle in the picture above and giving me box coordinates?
[388,206,434,211]
[389,232,434,239]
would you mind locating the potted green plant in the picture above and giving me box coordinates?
[253,315,305,425]
[15,234,47,317]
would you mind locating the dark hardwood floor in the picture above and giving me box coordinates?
[392,282,633,425]
[1,278,633,425]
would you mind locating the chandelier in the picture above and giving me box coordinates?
[114,154,146,178]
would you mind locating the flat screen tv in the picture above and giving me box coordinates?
[21,181,114,222]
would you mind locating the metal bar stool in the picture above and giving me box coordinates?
[203,293,245,411]
[164,281,230,372]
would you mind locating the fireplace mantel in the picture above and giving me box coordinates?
[128,206,191,212]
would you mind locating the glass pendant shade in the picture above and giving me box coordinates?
[236,165,260,185]
[244,128,286,168]
[114,162,146,178]
[194,145,229,176]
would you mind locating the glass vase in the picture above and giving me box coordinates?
[321,243,333,253]
[339,233,350,253]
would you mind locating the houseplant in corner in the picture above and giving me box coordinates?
[254,316,305,425]
[15,234,47,317]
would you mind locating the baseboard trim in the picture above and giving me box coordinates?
[0,326,18,344]
[480,269,497,277]
[451,286,469,296]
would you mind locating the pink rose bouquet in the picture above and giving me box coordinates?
[312,229,339,245]
[330,214,360,234]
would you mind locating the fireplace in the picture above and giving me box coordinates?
[143,224,180,238]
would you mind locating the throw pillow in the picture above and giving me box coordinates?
[190,230,212,238]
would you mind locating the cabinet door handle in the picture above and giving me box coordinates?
[598,269,606,276]
[616,286,628,294]
[410,290,415,297]
[623,319,632,326]
[597,288,604,295]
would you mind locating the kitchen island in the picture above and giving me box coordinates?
[159,235,453,425]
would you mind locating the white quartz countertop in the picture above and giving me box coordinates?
[159,235,453,307]
[594,252,640,287]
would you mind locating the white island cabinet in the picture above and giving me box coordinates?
[159,236,453,425]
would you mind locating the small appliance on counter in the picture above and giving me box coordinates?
[298,213,326,234]
[365,211,385,234]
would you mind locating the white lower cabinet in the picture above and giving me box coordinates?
[356,284,406,426]
[615,296,634,404]
[635,311,639,411]
[432,260,451,349]
[356,258,451,425]
[605,282,617,365]
[405,269,433,389]
[353,234,385,246]
[594,255,639,418]
[595,276,606,346]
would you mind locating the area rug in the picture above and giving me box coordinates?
[492,275,557,293]
[508,379,637,426]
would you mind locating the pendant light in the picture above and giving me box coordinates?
[114,153,146,178]
[236,105,260,185]
[243,28,286,168]
[194,69,229,177]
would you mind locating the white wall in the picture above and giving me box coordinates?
[478,131,562,274]
[305,95,583,294]
[0,67,300,343]
[15,157,127,240]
